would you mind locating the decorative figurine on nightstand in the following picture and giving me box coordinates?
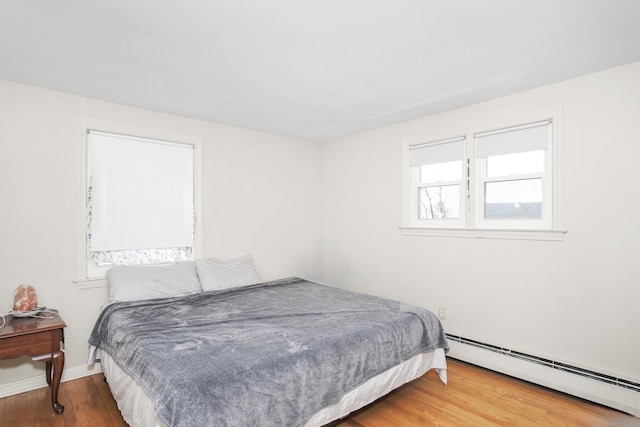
[13,284,38,312]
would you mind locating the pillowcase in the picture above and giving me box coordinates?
[195,255,262,291]
[107,261,202,302]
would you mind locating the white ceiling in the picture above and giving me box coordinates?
[2,1,640,141]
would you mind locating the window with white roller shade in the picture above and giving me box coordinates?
[402,113,562,237]
[409,137,465,227]
[86,131,195,270]
[474,121,552,229]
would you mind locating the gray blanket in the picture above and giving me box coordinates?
[89,278,448,426]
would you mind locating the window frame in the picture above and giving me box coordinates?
[401,108,565,241]
[409,137,466,229]
[74,118,203,288]
[474,121,552,230]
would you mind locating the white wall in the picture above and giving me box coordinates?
[319,62,640,384]
[0,80,319,391]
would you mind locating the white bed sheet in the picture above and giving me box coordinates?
[97,348,447,427]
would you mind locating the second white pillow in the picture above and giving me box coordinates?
[196,254,262,291]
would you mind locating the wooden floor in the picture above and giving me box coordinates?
[1,359,638,426]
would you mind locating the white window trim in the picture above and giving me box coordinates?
[74,118,203,289]
[400,108,566,241]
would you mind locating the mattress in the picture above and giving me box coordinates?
[98,347,447,427]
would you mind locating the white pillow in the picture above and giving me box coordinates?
[195,255,262,291]
[107,262,202,302]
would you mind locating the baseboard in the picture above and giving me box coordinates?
[0,363,103,399]
[447,340,640,418]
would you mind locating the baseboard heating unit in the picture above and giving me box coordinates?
[446,334,640,417]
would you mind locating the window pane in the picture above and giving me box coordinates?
[487,150,544,177]
[89,247,193,267]
[420,160,462,183]
[419,185,460,219]
[484,179,542,219]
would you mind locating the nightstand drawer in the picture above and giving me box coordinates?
[0,330,61,359]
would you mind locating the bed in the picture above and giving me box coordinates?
[88,258,448,427]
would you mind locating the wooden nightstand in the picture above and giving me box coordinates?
[0,312,66,414]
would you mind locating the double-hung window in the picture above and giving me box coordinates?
[475,121,551,229]
[403,112,563,240]
[409,137,466,228]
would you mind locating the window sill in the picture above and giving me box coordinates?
[399,227,566,241]
[74,278,107,289]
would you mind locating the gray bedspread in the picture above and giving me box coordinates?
[89,277,448,427]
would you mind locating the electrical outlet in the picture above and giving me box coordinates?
[438,307,446,320]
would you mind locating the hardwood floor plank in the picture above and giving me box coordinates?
[58,382,81,427]
[0,393,17,427]
[90,375,128,426]
[76,375,117,427]
[396,388,513,426]
[32,387,51,426]
[418,371,550,425]
[1,358,639,426]
[68,378,92,426]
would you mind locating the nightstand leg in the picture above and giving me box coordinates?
[45,360,52,386]
[50,350,65,414]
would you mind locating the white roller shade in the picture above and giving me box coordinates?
[475,121,550,158]
[410,137,465,167]
[88,131,194,252]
